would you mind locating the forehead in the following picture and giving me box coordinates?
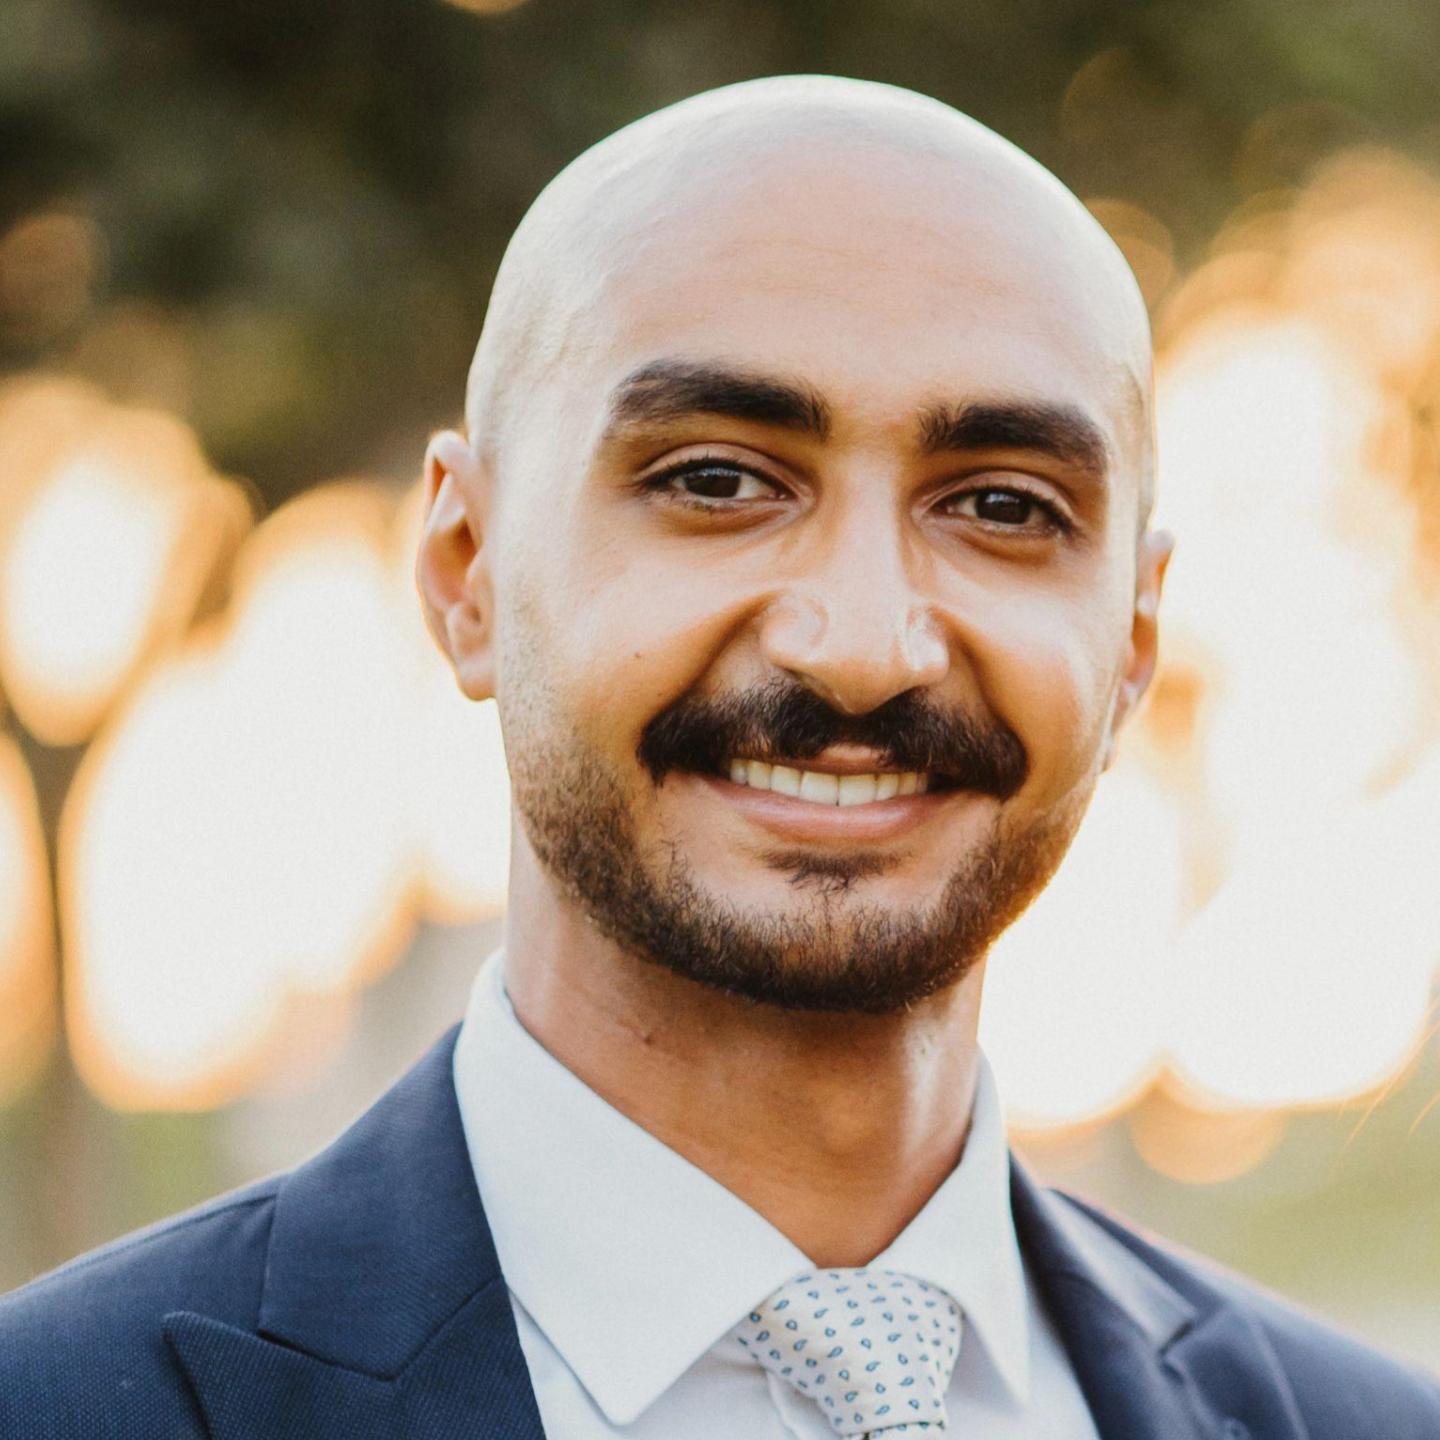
[563,142,1148,450]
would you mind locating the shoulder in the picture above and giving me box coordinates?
[0,1176,282,1440]
[1057,1190,1440,1438]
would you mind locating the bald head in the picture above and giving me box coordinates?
[420,77,1173,1016]
[465,74,1154,519]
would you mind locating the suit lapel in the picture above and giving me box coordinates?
[1012,1162,1309,1440]
[166,1027,546,1440]
[165,1281,543,1440]
[164,1310,401,1440]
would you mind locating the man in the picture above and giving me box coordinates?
[2,74,1437,1440]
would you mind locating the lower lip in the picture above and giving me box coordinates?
[693,773,965,842]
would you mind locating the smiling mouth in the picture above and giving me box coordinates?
[723,757,954,806]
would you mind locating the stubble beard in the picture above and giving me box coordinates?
[508,726,1087,1017]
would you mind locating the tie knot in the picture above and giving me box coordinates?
[732,1267,962,1436]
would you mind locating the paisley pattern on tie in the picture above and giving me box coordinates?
[732,1267,962,1436]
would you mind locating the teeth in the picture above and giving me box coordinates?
[770,765,801,797]
[837,774,878,806]
[726,762,930,805]
[798,770,840,804]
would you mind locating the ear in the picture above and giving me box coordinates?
[415,429,495,701]
[1102,527,1174,771]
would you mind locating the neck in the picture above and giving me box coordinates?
[501,845,985,1268]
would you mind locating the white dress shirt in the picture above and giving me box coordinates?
[453,954,1100,1438]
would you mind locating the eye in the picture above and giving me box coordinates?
[647,458,784,504]
[939,485,1068,533]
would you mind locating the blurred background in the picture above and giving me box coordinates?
[4,0,1440,1370]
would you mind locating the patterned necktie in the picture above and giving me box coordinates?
[732,1267,963,1436]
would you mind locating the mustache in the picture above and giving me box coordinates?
[638,680,1029,799]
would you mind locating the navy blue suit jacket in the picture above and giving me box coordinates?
[2,1027,1438,1439]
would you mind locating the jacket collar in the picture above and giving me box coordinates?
[165,1025,546,1440]
[1012,1163,1310,1440]
[164,1024,1309,1440]
[254,1022,496,1376]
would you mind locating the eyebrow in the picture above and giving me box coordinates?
[918,401,1110,477]
[604,359,1109,480]
[604,359,831,440]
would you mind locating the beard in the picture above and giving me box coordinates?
[507,678,1087,1015]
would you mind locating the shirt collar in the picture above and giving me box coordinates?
[453,952,1030,1424]
[872,1053,1031,1405]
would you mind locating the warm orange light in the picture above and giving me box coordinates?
[1171,742,1440,1112]
[0,210,103,347]
[0,733,56,1103]
[391,483,513,921]
[61,485,419,1108]
[441,0,532,13]
[1167,797,1436,1110]
[1085,197,1176,306]
[1129,1083,1286,1186]
[1148,307,1435,1115]
[992,221,1439,1140]
[1283,150,1440,384]
[0,386,251,746]
[984,762,1185,1129]
[62,645,287,1108]
[1155,313,1419,862]
[6,454,184,731]
[0,377,106,538]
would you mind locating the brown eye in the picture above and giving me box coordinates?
[942,486,1064,531]
[972,490,1035,525]
[654,462,780,502]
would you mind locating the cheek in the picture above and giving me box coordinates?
[496,521,759,760]
[967,584,1130,794]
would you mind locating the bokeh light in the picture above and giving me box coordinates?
[981,762,1185,1129]
[390,486,514,921]
[0,210,104,348]
[0,380,252,747]
[1085,198,1176,307]
[443,0,533,14]
[1128,1085,1287,1186]
[983,145,1440,1155]
[1167,778,1440,1109]
[59,483,513,1107]
[0,733,55,1104]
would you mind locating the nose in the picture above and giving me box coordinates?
[758,511,950,715]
